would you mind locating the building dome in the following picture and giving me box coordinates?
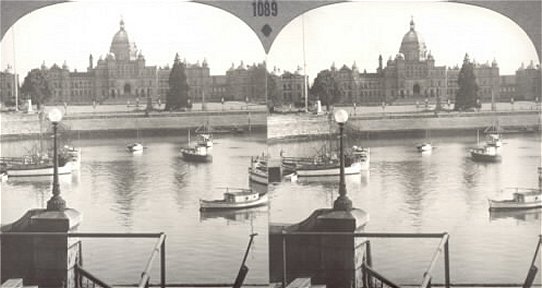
[110,19,131,61]
[399,18,427,62]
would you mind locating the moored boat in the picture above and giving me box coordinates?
[197,134,213,148]
[199,188,268,211]
[249,156,268,185]
[470,145,501,162]
[417,143,433,153]
[351,146,370,170]
[127,143,144,153]
[181,145,212,162]
[296,161,362,177]
[488,188,542,211]
[281,145,368,176]
[7,161,72,177]
[61,145,82,169]
[485,133,503,148]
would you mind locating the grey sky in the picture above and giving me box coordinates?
[1,0,539,81]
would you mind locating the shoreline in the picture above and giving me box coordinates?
[268,110,541,140]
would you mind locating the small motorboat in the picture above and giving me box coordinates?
[470,145,501,162]
[489,188,542,211]
[127,143,144,153]
[199,188,269,211]
[417,143,433,153]
[181,145,212,162]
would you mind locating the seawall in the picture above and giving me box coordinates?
[268,110,541,140]
[1,110,267,139]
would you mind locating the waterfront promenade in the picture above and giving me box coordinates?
[269,101,541,139]
[0,101,267,138]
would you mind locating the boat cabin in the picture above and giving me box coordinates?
[513,191,541,203]
[224,190,259,203]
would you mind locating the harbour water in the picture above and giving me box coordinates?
[1,132,269,285]
[269,131,541,285]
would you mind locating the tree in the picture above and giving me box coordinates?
[310,70,343,111]
[266,73,281,111]
[454,54,479,111]
[165,53,190,111]
[20,69,51,110]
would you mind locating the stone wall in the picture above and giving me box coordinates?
[0,110,267,137]
[268,111,540,139]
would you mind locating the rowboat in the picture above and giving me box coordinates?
[199,188,268,211]
[470,145,501,162]
[488,188,542,211]
[127,143,144,153]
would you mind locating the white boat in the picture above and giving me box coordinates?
[127,143,144,153]
[470,145,501,162]
[296,161,362,177]
[181,129,212,162]
[249,157,268,185]
[0,172,7,182]
[486,133,503,148]
[489,188,542,211]
[199,188,268,211]
[61,145,82,169]
[351,146,370,170]
[7,161,72,177]
[197,134,213,148]
[181,145,212,162]
[417,143,433,152]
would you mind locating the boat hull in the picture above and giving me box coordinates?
[471,151,501,162]
[7,162,72,177]
[297,162,362,177]
[200,194,268,211]
[249,168,268,185]
[489,200,542,210]
[181,151,212,162]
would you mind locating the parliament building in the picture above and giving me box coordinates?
[31,20,267,105]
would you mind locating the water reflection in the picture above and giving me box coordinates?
[489,208,542,223]
[199,206,268,223]
[270,133,541,283]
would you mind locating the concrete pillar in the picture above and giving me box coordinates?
[29,209,82,288]
[1,208,82,288]
[270,208,368,288]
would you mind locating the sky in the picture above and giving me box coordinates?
[1,0,539,81]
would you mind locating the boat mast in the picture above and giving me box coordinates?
[302,14,308,112]
[12,26,18,111]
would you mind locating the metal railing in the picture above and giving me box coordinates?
[0,232,166,288]
[523,235,542,288]
[278,231,450,288]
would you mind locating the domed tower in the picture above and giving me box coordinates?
[110,19,131,61]
[399,17,427,62]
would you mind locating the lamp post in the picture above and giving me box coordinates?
[46,108,66,211]
[333,109,352,211]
